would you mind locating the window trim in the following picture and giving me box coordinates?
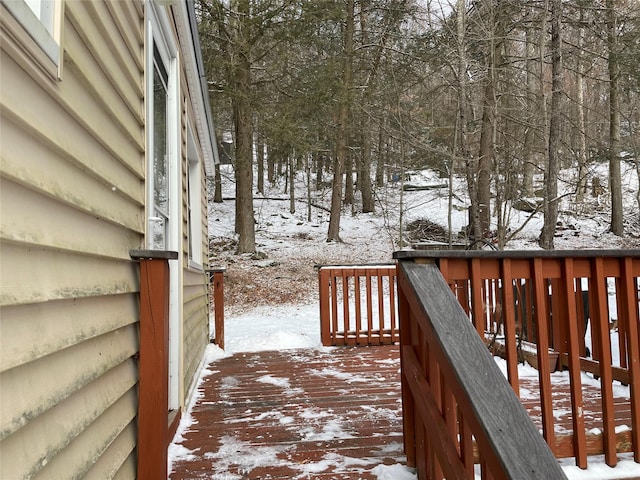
[186,123,204,271]
[145,0,181,413]
[0,0,63,80]
[145,3,179,253]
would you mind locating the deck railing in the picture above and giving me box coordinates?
[207,266,226,350]
[396,260,567,479]
[395,249,640,471]
[318,264,398,346]
[130,250,178,480]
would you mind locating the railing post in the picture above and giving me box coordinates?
[208,267,226,350]
[130,250,178,480]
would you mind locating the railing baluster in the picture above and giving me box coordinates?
[459,410,474,475]
[532,258,557,453]
[470,258,485,336]
[354,270,362,345]
[377,271,385,343]
[330,273,339,345]
[366,272,374,344]
[342,269,350,344]
[561,257,588,468]
[592,257,618,466]
[390,268,398,344]
[620,257,640,462]
[614,276,628,369]
[501,258,520,395]
[319,268,331,346]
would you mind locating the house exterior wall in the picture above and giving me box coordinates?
[0,0,215,477]
[180,100,210,401]
[171,5,216,404]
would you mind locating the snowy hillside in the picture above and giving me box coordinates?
[208,163,639,313]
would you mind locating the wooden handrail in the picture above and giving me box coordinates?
[397,261,567,479]
[318,264,398,346]
[395,249,640,470]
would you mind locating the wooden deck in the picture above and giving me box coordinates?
[169,345,636,479]
[170,346,407,479]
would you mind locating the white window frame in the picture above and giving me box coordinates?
[187,124,204,271]
[146,0,181,412]
[0,0,62,79]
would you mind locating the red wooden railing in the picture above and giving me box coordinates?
[130,250,178,480]
[318,264,399,346]
[397,260,566,479]
[208,266,226,350]
[395,249,640,472]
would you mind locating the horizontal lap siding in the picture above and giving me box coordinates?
[183,282,209,395]
[180,85,211,403]
[0,1,144,479]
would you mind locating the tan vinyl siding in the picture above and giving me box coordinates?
[179,74,212,404]
[183,274,209,392]
[0,1,143,479]
[0,294,138,372]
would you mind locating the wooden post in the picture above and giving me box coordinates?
[208,267,226,350]
[318,267,331,346]
[130,250,177,480]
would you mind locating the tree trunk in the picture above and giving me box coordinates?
[233,0,256,253]
[306,154,312,222]
[289,155,296,214]
[456,0,479,244]
[213,164,223,203]
[256,131,264,195]
[344,151,354,205]
[315,153,324,190]
[540,0,561,249]
[327,0,354,242]
[267,145,275,184]
[360,135,375,213]
[478,79,494,238]
[522,25,536,197]
[375,119,386,188]
[608,0,624,235]
[575,9,588,204]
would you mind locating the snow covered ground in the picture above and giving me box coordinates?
[169,164,640,479]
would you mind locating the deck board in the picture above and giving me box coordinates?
[169,345,636,479]
[170,346,407,479]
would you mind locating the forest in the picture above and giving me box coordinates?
[196,0,640,253]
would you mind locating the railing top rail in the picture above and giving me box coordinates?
[315,263,396,270]
[398,261,567,479]
[394,248,640,260]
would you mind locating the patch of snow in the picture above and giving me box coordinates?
[371,463,418,480]
[256,374,292,389]
[203,435,291,475]
[561,453,640,479]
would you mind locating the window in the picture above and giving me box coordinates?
[1,0,62,78]
[187,126,203,269]
[145,4,177,252]
[150,46,170,249]
[24,0,54,33]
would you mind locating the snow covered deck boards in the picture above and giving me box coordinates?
[170,345,408,479]
[169,344,636,479]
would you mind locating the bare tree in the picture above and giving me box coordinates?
[456,0,480,244]
[607,0,624,235]
[540,0,562,249]
[327,0,355,242]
